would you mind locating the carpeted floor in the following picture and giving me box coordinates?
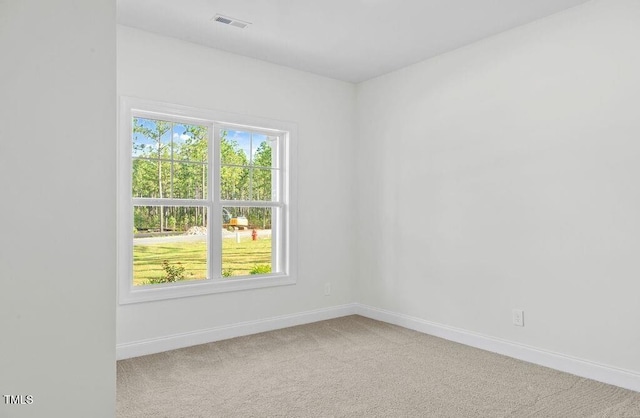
[117,315,640,417]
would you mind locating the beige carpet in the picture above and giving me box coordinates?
[117,315,640,417]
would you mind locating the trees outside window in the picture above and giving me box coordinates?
[119,98,296,304]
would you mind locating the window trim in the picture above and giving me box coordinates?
[118,97,297,304]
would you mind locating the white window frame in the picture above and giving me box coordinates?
[118,97,297,304]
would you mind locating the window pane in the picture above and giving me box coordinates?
[252,168,274,201]
[133,118,172,159]
[173,123,208,162]
[172,162,207,199]
[132,159,158,198]
[220,166,249,200]
[133,206,208,286]
[220,167,277,201]
[252,136,275,168]
[222,207,274,277]
[220,129,250,166]
[132,158,171,198]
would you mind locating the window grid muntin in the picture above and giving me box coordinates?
[218,126,281,203]
[132,116,208,200]
[130,113,286,286]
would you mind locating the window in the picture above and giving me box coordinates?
[118,98,296,303]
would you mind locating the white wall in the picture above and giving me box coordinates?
[117,26,356,349]
[2,0,636,413]
[356,0,640,374]
[0,1,116,417]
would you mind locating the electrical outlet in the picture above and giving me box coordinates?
[512,309,524,327]
[324,283,331,296]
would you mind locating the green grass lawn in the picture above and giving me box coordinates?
[133,237,272,286]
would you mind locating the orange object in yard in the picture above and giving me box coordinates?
[229,216,248,227]
[251,229,258,241]
[227,216,248,230]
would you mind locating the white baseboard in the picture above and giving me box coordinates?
[354,304,640,393]
[116,302,640,393]
[116,303,358,360]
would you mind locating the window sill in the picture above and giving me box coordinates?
[118,274,296,304]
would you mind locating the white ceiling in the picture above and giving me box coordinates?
[117,0,590,83]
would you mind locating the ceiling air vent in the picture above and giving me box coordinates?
[213,14,251,29]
